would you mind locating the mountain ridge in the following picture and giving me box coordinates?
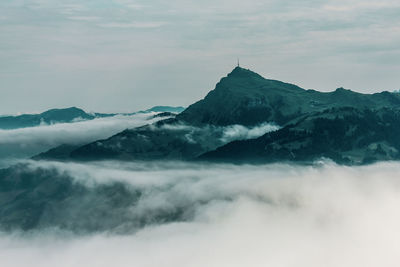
[0,106,185,130]
[177,67,400,127]
[35,66,400,165]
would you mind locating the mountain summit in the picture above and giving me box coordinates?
[227,66,265,79]
[177,66,400,127]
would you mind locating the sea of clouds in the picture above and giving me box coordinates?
[1,160,400,267]
[1,113,398,266]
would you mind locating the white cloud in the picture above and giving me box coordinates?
[0,113,159,145]
[221,122,280,143]
[114,0,146,10]
[323,1,400,12]
[67,16,100,21]
[98,22,167,29]
[0,113,165,159]
[2,161,400,266]
[145,121,279,149]
[58,3,86,15]
[0,110,277,162]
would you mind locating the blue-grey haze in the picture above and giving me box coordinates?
[1,0,400,114]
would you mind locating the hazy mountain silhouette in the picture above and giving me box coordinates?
[0,106,184,130]
[0,107,97,129]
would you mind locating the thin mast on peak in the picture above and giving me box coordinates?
[237,58,240,67]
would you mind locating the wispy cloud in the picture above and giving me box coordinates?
[99,22,167,29]
[0,113,164,160]
[58,3,86,14]
[67,16,100,21]
[114,0,146,10]
[220,123,280,143]
[2,0,400,114]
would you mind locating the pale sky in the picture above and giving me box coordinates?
[1,0,400,114]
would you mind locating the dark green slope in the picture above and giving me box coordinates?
[68,119,227,161]
[32,144,80,161]
[200,107,400,164]
[178,67,400,126]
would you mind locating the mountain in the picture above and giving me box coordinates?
[0,107,98,129]
[177,67,400,126]
[145,106,185,113]
[35,119,229,161]
[32,144,80,161]
[0,106,185,130]
[200,107,400,164]
[35,67,400,164]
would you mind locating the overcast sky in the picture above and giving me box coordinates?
[1,0,400,114]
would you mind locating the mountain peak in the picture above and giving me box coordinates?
[227,66,263,79]
[41,107,86,116]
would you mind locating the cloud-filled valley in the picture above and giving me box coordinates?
[1,160,400,266]
[2,0,400,266]
[0,111,279,165]
[0,113,164,162]
[1,57,400,267]
[0,103,398,266]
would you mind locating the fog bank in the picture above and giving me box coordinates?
[1,161,400,266]
[0,113,163,160]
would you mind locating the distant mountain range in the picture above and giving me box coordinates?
[2,66,400,232]
[0,106,185,130]
[36,66,400,165]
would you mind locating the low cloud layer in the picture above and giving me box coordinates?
[1,160,400,266]
[0,113,278,165]
[0,113,163,160]
[157,121,278,144]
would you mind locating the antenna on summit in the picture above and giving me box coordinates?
[237,58,240,67]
